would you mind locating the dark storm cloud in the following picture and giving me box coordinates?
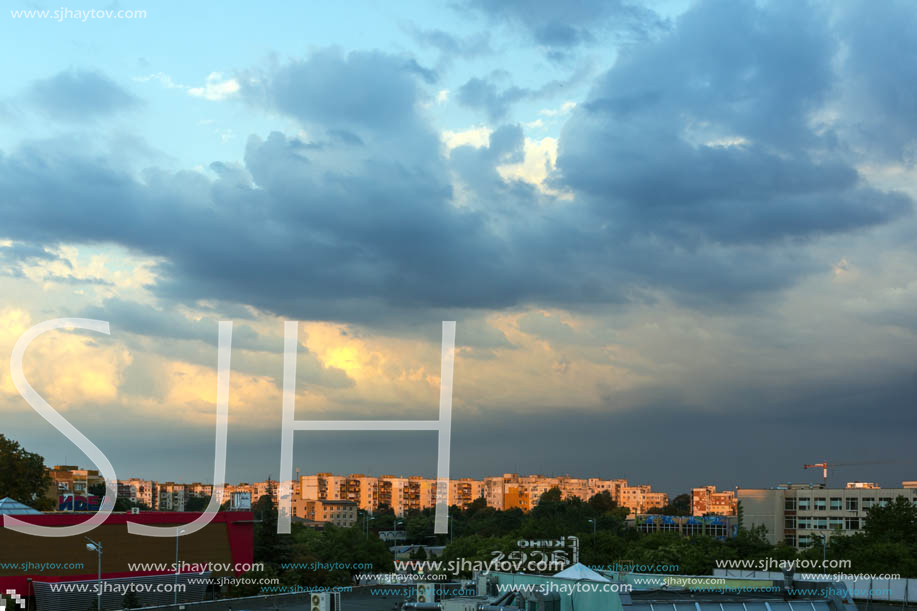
[26,69,139,121]
[79,298,274,352]
[455,66,594,121]
[2,0,915,326]
[0,242,68,265]
[461,0,666,53]
[242,49,434,132]
[456,77,529,122]
[554,0,912,247]
[14,368,915,491]
[834,0,917,162]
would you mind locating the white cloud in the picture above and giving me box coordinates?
[497,136,572,198]
[187,72,240,101]
[136,71,239,102]
[133,72,185,89]
[539,101,577,117]
[441,126,492,150]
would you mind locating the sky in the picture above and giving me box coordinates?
[1,0,916,496]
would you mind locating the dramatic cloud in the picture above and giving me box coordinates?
[3,1,917,486]
[556,0,911,247]
[462,0,666,55]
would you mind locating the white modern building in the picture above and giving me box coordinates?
[738,481,917,548]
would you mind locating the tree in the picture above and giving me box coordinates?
[863,496,917,546]
[253,483,292,564]
[121,589,141,609]
[88,483,135,512]
[410,545,428,560]
[0,434,52,508]
[648,494,691,516]
[184,495,211,512]
[588,491,617,513]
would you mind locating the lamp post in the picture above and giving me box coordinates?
[587,519,596,545]
[174,528,186,605]
[449,515,454,544]
[84,537,102,611]
[365,514,375,538]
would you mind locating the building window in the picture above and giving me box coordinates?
[879,497,892,507]
[845,517,860,530]
[785,517,796,529]
[814,517,827,530]
[830,498,842,510]
[862,497,875,509]
[798,517,810,529]
[829,518,843,530]
[814,498,827,511]
[785,498,797,510]
[799,535,811,546]
[798,498,811,510]
[846,498,858,511]
[785,534,796,546]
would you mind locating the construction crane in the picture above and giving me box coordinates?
[803,460,895,486]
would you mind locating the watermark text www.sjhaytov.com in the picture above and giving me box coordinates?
[10,8,146,21]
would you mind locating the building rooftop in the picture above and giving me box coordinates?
[0,498,40,515]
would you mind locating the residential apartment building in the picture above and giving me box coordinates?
[484,476,507,509]
[301,473,345,502]
[342,474,379,509]
[738,481,917,548]
[619,484,669,515]
[450,478,484,507]
[298,500,359,527]
[692,486,737,516]
[47,465,104,496]
[156,482,186,511]
[117,478,156,508]
[296,471,667,516]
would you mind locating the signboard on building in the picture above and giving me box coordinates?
[230,491,252,510]
[378,530,408,542]
[58,494,101,512]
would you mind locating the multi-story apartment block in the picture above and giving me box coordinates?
[342,474,379,509]
[450,478,484,507]
[298,500,359,527]
[692,486,737,516]
[301,473,344,502]
[156,482,186,511]
[739,481,917,548]
[560,478,591,503]
[117,478,156,507]
[484,476,507,509]
[47,466,104,496]
[293,471,669,516]
[617,484,669,515]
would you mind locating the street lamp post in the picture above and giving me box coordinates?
[365,515,375,538]
[587,519,596,545]
[84,537,102,611]
[174,528,186,605]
